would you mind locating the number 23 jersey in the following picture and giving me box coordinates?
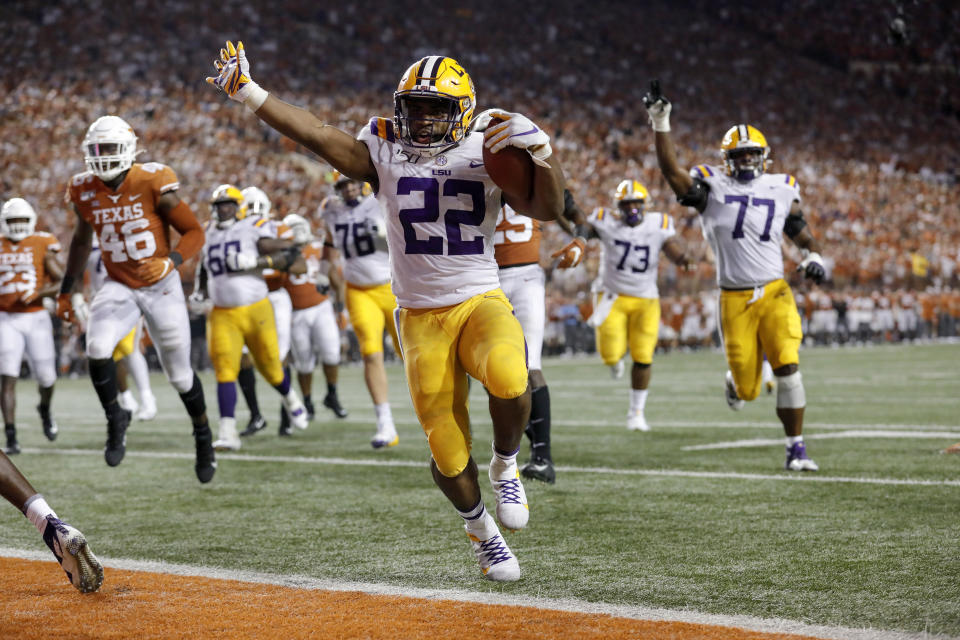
[67,162,179,289]
[692,165,800,289]
[358,118,502,309]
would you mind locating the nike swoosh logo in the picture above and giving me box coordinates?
[469,161,484,168]
[129,194,142,201]
[509,126,539,139]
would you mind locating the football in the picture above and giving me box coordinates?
[482,121,534,207]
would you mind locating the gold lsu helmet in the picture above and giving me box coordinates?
[209,184,246,228]
[394,56,476,157]
[720,124,770,180]
[613,179,649,225]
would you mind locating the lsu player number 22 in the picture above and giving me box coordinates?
[209,42,566,581]
[58,115,216,483]
[645,81,825,472]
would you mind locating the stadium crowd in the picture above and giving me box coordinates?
[2,0,959,371]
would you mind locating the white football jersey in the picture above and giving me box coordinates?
[202,216,276,308]
[589,208,676,299]
[322,194,391,287]
[358,118,502,309]
[87,246,108,293]
[692,165,800,289]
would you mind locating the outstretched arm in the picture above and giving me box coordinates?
[207,41,378,188]
[643,81,701,208]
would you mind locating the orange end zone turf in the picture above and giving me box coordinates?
[0,557,826,640]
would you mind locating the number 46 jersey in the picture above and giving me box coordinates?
[358,118,502,309]
[67,162,180,289]
[321,195,391,287]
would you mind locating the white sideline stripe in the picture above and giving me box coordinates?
[19,447,960,487]
[683,430,960,451]
[0,547,947,640]
[47,417,960,431]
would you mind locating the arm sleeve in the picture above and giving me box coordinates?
[166,201,205,262]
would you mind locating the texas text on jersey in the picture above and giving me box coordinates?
[67,163,180,289]
[0,233,60,313]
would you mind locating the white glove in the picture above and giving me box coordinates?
[482,109,553,167]
[471,108,499,133]
[187,290,212,315]
[71,292,89,326]
[642,80,672,132]
[226,252,259,272]
[205,40,269,110]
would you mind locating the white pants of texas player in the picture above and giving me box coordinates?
[290,299,340,374]
[243,288,292,361]
[0,310,57,387]
[86,270,194,393]
[498,263,545,371]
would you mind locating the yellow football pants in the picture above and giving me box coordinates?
[398,289,528,477]
[720,278,802,401]
[208,297,284,385]
[346,281,400,357]
[595,295,660,366]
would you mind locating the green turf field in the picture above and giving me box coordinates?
[3,342,959,636]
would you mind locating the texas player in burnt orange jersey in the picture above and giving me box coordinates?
[282,214,347,428]
[56,115,215,483]
[0,198,64,454]
[493,191,585,485]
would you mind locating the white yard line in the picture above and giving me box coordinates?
[0,547,951,640]
[19,447,960,487]
[683,430,960,450]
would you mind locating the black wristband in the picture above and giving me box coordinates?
[59,275,75,295]
[333,301,344,314]
[169,251,184,267]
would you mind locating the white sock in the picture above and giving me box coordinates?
[630,389,648,414]
[126,351,151,398]
[374,402,392,422]
[118,389,137,410]
[458,500,489,533]
[23,495,56,534]
[787,435,804,446]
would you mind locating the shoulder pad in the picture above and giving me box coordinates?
[659,213,673,231]
[593,207,606,221]
[783,174,799,189]
[365,117,396,143]
[689,164,717,180]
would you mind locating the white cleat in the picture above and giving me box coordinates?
[724,370,745,411]
[136,393,158,421]
[465,513,520,582]
[282,393,309,430]
[488,449,529,532]
[371,420,399,449]
[42,516,104,593]
[626,412,650,432]
[213,417,242,451]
